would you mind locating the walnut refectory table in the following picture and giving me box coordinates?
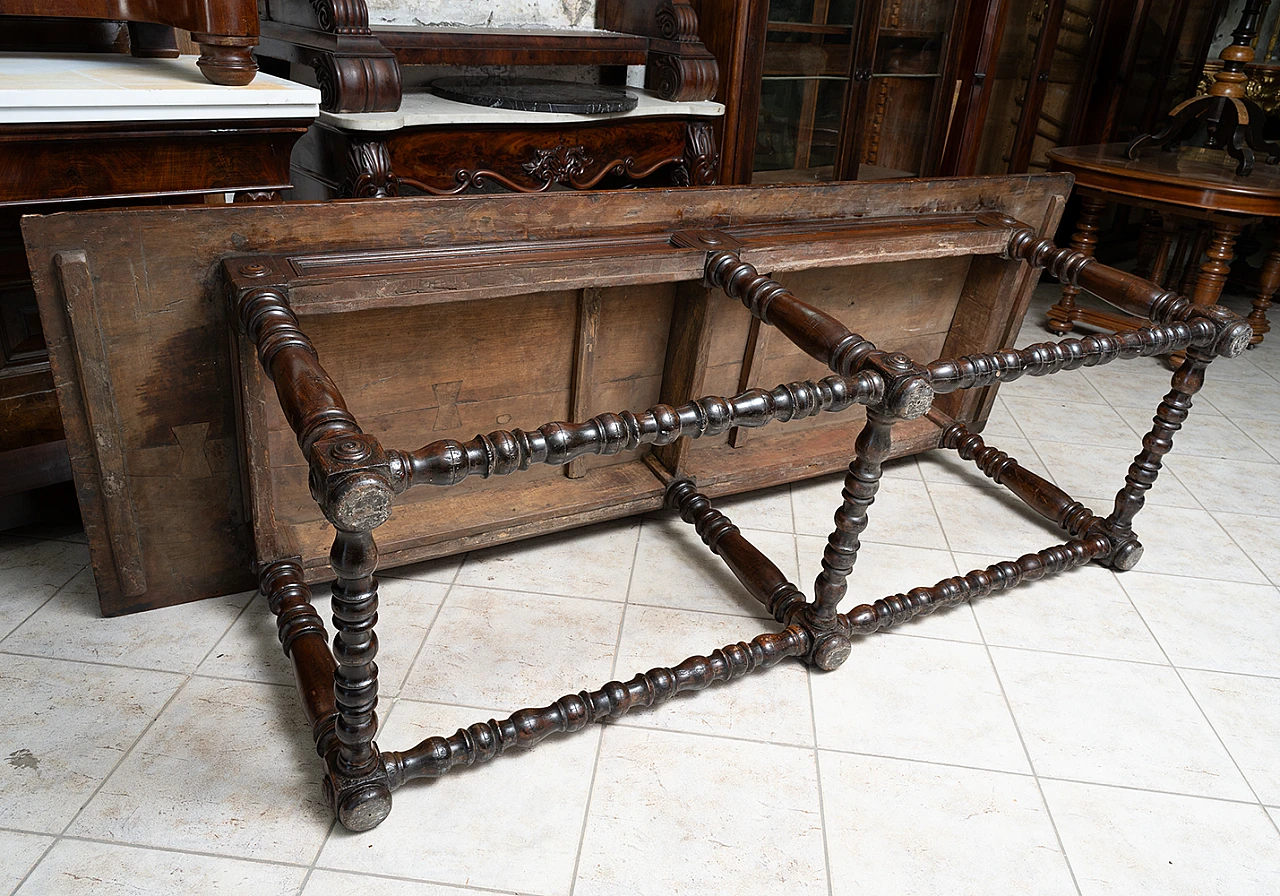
[23,179,1253,832]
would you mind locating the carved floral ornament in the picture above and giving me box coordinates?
[522,144,593,184]
[347,141,703,196]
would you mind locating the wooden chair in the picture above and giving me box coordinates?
[215,185,1251,831]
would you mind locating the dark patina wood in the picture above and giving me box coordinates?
[222,207,1250,831]
[24,177,1069,615]
[256,0,717,114]
[1046,143,1280,345]
[0,1,260,85]
[292,118,720,200]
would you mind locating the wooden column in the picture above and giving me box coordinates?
[1191,219,1243,306]
[1047,195,1107,334]
[1248,238,1280,344]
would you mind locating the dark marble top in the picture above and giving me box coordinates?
[429,77,638,114]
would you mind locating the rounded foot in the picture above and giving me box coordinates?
[809,632,852,671]
[195,40,258,87]
[1045,311,1075,335]
[326,777,392,832]
[1108,540,1144,572]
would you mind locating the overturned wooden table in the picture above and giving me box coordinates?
[24,178,1252,832]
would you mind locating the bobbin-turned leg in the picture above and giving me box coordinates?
[668,482,808,626]
[383,625,810,785]
[804,407,894,669]
[1104,346,1215,561]
[260,559,338,760]
[325,528,392,832]
[939,424,1142,570]
[840,537,1111,634]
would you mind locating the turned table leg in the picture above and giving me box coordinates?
[326,528,392,831]
[1134,211,1166,281]
[1166,219,1242,367]
[1249,237,1279,345]
[1047,195,1107,334]
[1191,219,1243,306]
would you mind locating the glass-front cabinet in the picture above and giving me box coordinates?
[751,0,961,182]
[698,0,1228,184]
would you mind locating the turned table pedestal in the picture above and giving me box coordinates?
[1046,143,1280,346]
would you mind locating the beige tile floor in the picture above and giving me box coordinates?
[3,286,1280,895]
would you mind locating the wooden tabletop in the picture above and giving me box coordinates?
[1048,143,1280,217]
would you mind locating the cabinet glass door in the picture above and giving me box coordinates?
[754,0,860,181]
[857,0,958,178]
[752,0,959,183]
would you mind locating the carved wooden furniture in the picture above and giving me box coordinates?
[942,0,1227,176]
[290,90,723,198]
[1128,0,1279,176]
[695,0,1226,184]
[24,176,1064,615]
[696,0,966,184]
[0,1,260,85]
[1046,142,1280,345]
[255,0,717,114]
[0,53,318,500]
[216,191,1250,832]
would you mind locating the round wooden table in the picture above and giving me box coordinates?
[1046,143,1280,344]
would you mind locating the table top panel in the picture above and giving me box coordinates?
[1048,143,1280,216]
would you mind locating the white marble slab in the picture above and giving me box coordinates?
[320,86,723,132]
[0,53,320,124]
[367,0,597,29]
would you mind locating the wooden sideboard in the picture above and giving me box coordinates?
[290,89,723,198]
[0,53,318,499]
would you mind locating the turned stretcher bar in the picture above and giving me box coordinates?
[225,210,1252,832]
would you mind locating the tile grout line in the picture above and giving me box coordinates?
[805,667,836,896]
[1207,508,1280,587]
[916,467,988,647]
[1031,774,1280,810]
[8,834,59,896]
[15,670,203,895]
[14,830,322,877]
[0,647,233,678]
[565,515,643,896]
[306,864,527,894]
[1111,573,1280,839]
[1194,507,1274,585]
[190,591,261,672]
[969,616,1084,896]
[0,560,91,647]
[387,553,465,698]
